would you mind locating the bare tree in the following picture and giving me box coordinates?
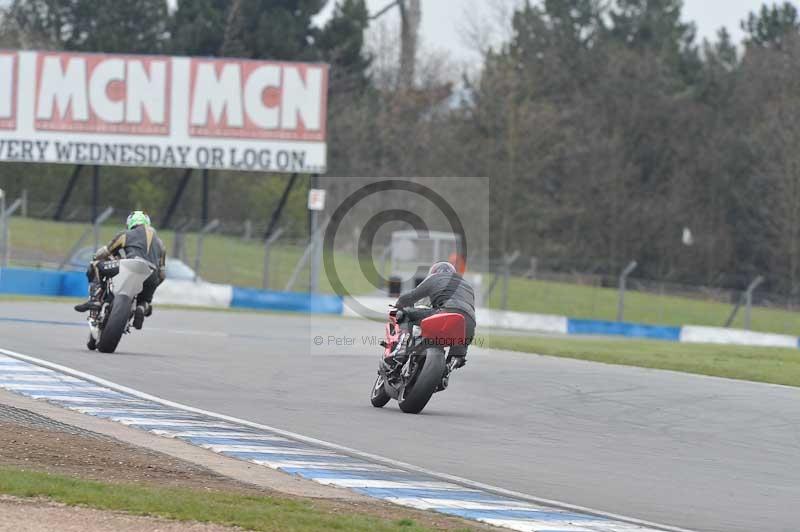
[221,0,246,57]
[397,0,420,89]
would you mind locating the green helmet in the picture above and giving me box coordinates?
[126,210,151,230]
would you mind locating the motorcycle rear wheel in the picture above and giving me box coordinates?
[370,375,391,407]
[398,347,446,414]
[97,295,131,354]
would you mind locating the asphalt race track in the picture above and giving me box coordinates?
[1,302,798,532]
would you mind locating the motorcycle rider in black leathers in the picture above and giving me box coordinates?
[73,211,166,330]
[393,261,476,368]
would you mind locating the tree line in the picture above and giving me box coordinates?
[2,1,800,294]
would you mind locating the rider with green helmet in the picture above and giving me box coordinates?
[74,211,166,330]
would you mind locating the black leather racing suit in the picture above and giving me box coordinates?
[89,225,166,305]
[395,272,476,358]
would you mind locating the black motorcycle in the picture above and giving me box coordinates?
[86,257,154,353]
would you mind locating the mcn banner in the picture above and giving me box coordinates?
[0,50,328,173]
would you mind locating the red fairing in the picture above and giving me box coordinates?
[420,313,466,345]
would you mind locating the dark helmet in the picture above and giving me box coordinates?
[428,261,456,276]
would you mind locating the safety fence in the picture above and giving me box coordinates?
[0,267,342,315]
[2,267,798,350]
[8,208,800,338]
[345,295,800,349]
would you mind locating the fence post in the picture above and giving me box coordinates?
[285,216,327,292]
[744,275,764,330]
[91,166,100,249]
[1,196,23,268]
[501,262,510,310]
[194,219,220,281]
[285,241,315,292]
[57,207,114,270]
[500,251,520,310]
[172,221,189,262]
[262,228,284,290]
[617,260,638,322]
[92,206,113,252]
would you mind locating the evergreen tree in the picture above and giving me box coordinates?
[742,2,800,49]
[169,0,229,56]
[8,0,169,53]
[219,0,326,60]
[315,0,371,91]
[506,0,605,99]
[608,0,700,82]
[169,0,371,90]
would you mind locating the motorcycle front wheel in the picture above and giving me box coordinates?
[398,347,446,414]
[370,375,391,408]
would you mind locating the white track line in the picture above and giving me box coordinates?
[0,346,695,532]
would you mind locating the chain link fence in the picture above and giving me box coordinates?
[4,200,323,292]
[479,255,800,334]
[7,198,800,334]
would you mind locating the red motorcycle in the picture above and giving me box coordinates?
[370,307,466,414]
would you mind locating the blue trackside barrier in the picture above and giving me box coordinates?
[3,267,799,348]
[231,286,343,315]
[60,270,89,297]
[0,268,67,296]
[0,267,343,314]
[0,268,88,297]
[567,318,682,342]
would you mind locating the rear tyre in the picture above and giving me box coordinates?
[398,347,446,414]
[370,375,391,408]
[97,295,131,354]
[87,334,96,351]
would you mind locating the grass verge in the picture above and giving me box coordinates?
[486,277,800,336]
[7,217,376,295]
[489,335,800,387]
[0,468,459,532]
[9,217,800,336]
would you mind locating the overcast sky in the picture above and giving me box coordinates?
[316,0,773,64]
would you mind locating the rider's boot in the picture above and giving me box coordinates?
[438,356,466,392]
[74,282,102,313]
[132,302,149,330]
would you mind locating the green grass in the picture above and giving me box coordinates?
[0,468,459,532]
[489,335,800,387]
[9,217,800,336]
[486,276,800,336]
[7,217,375,295]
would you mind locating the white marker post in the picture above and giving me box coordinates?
[308,184,326,294]
[0,189,5,269]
